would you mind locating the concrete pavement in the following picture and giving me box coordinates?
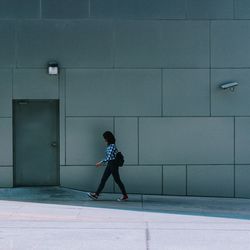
[0,187,250,250]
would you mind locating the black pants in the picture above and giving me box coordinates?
[96,160,127,196]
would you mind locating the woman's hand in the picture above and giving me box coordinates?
[96,162,102,168]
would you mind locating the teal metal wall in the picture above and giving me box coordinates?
[0,0,250,198]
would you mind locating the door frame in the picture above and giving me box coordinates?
[12,99,60,187]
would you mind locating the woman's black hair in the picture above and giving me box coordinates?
[103,131,116,145]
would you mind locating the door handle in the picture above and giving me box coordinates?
[51,142,57,147]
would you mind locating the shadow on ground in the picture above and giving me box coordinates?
[0,186,250,220]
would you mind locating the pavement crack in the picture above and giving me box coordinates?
[145,222,150,250]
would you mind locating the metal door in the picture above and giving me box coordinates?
[13,100,59,186]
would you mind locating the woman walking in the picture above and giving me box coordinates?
[87,131,128,202]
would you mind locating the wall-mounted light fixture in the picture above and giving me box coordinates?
[220,82,239,92]
[48,61,59,75]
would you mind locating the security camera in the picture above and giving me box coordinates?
[220,82,239,91]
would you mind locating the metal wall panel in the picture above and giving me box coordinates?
[66,117,113,165]
[211,21,250,67]
[13,69,59,99]
[139,117,234,165]
[235,0,250,19]
[0,69,12,117]
[211,69,250,116]
[187,0,234,19]
[115,118,138,165]
[115,21,161,67]
[0,0,40,19]
[163,165,186,195]
[187,165,234,197]
[66,69,161,116]
[235,165,250,198]
[114,166,162,195]
[59,69,66,166]
[0,118,12,165]
[90,0,186,19]
[0,21,15,67]
[163,69,210,116]
[161,21,209,68]
[0,167,13,187]
[235,118,250,164]
[42,0,89,19]
[17,20,113,67]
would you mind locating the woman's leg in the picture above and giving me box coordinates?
[112,165,127,196]
[95,164,112,196]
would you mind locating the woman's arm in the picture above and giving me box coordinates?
[96,145,115,167]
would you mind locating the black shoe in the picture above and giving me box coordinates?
[87,192,98,200]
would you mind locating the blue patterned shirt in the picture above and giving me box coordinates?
[101,144,118,163]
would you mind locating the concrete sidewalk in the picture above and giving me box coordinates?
[0,187,250,250]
